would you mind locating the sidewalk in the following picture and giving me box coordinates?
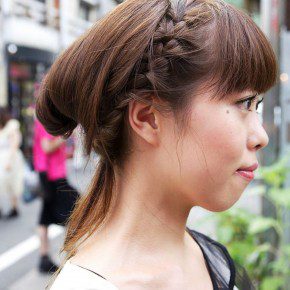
[8,236,64,290]
[1,157,96,290]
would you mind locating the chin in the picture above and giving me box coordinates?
[202,194,242,212]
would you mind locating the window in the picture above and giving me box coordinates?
[80,1,91,21]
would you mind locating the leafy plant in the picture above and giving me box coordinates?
[214,156,290,290]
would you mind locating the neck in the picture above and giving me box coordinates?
[97,159,192,253]
[74,156,196,275]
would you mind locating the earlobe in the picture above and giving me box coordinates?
[128,100,159,146]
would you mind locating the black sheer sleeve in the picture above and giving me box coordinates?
[186,228,255,290]
[234,262,256,290]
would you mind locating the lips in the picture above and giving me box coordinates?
[238,163,259,172]
[236,163,258,181]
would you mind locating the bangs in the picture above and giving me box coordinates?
[209,2,278,98]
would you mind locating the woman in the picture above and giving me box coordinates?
[36,0,277,289]
[33,119,79,273]
[0,107,24,218]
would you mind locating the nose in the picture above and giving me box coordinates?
[247,115,269,151]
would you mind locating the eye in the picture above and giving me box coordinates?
[255,96,264,111]
[236,94,263,112]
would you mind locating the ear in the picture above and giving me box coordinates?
[128,99,160,146]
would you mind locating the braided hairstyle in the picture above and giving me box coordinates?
[36,0,277,263]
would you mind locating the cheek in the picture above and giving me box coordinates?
[203,123,244,173]
[186,110,245,176]
[177,109,247,210]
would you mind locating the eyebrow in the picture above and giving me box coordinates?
[244,92,258,98]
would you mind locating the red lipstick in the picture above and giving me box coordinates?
[236,163,258,181]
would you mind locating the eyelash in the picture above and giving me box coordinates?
[236,95,264,112]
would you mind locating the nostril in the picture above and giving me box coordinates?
[255,144,262,150]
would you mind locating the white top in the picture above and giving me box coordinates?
[0,119,22,164]
[50,261,119,290]
[50,261,240,290]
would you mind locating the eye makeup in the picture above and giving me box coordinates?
[236,93,263,112]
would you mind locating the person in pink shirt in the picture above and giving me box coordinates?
[33,119,79,274]
[33,119,48,173]
[45,133,67,181]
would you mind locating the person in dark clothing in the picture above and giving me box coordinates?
[33,119,79,273]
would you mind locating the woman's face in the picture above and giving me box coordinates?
[161,90,268,212]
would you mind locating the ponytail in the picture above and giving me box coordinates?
[64,158,115,259]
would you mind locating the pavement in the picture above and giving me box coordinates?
[0,157,97,290]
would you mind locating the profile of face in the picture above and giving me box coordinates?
[130,89,269,213]
[165,90,268,212]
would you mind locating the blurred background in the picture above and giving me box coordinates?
[0,0,290,289]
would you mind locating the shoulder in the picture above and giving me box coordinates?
[50,261,119,290]
[186,228,236,289]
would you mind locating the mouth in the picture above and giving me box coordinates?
[235,163,259,181]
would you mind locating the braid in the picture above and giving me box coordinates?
[90,98,129,163]
[86,0,217,162]
[134,1,192,96]
[91,2,185,161]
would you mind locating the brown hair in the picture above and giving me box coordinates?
[36,0,277,267]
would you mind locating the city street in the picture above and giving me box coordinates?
[0,199,63,290]
[0,158,96,290]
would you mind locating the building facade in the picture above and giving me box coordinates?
[0,0,118,159]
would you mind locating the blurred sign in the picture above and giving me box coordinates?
[9,63,31,80]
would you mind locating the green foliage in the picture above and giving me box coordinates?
[214,156,290,289]
[260,277,284,290]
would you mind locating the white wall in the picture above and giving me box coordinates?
[60,0,117,49]
[100,0,117,15]
[0,0,119,104]
[3,17,60,53]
